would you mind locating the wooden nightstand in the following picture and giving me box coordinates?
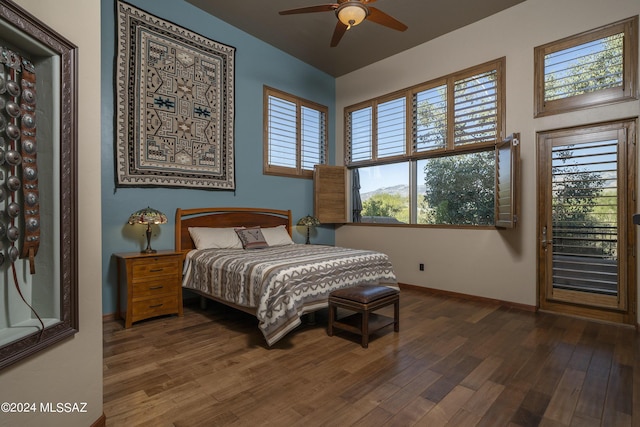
[114,250,183,328]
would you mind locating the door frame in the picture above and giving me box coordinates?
[536,119,637,325]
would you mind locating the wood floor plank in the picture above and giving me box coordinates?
[352,406,394,427]
[103,288,639,426]
[464,303,498,324]
[569,412,601,427]
[462,380,505,418]
[460,355,504,391]
[574,342,614,419]
[511,388,551,426]
[475,382,528,427]
[379,368,441,414]
[416,385,475,426]
[543,368,586,425]
[385,395,436,426]
[445,409,482,427]
[601,361,633,427]
[634,336,640,427]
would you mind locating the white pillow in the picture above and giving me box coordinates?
[188,227,244,249]
[261,225,295,247]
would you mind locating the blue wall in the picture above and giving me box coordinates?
[101,0,336,314]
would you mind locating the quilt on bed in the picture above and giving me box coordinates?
[182,244,397,345]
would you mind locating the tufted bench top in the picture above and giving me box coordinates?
[330,284,399,304]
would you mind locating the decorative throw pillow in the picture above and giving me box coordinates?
[235,227,269,249]
[188,227,244,249]
[261,225,294,246]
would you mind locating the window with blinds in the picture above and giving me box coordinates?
[534,16,638,117]
[414,83,447,152]
[264,86,328,178]
[267,95,297,169]
[345,96,406,164]
[347,106,373,163]
[551,137,619,284]
[544,34,623,102]
[345,59,517,228]
[345,58,504,166]
[377,97,406,158]
[454,69,498,146]
[301,106,326,170]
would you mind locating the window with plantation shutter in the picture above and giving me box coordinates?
[346,58,504,168]
[267,95,297,169]
[534,16,638,117]
[377,97,406,158]
[344,58,515,228]
[454,68,498,146]
[495,133,520,228]
[414,83,447,153]
[264,86,328,178]
[544,34,623,101]
[345,96,406,165]
[347,106,373,163]
[301,106,326,170]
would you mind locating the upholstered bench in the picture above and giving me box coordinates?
[327,284,399,348]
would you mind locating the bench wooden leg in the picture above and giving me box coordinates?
[394,299,399,332]
[362,310,369,348]
[327,303,335,336]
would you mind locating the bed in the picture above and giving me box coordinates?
[175,207,398,345]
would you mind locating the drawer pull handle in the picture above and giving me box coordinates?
[149,286,163,290]
[149,304,164,308]
[149,268,163,273]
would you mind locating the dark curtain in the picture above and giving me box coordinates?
[352,168,362,222]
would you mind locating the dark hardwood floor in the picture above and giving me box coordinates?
[103,288,639,426]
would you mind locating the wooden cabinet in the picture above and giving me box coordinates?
[114,251,183,328]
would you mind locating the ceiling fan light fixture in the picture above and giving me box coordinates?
[337,2,368,29]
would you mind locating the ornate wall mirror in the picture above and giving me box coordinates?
[0,1,78,370]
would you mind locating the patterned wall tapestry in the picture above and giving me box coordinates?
[115,1,235,190]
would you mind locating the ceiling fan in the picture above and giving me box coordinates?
[279,0,408,47]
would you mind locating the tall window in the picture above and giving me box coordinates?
[264,86,328,178]
[346,58,517,227]
[534,16,638,117]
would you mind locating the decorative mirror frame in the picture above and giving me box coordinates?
[0,0,78,370]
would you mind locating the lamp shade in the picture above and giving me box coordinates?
[127,206,168,226]
[297,215,320,227]
[337,2,368,28]
[128,207,167,254]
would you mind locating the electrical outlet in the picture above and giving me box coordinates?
[419,263,424,271]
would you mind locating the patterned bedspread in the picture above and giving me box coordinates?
[182,244,397,345]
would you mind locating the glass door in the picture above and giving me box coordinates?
[537,121,636,323]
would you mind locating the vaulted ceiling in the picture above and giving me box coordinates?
[186,0,526,77]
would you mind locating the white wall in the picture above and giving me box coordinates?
[335,0,640,321]
[0,1,103,426]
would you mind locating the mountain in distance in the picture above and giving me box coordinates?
[360,184,426,201]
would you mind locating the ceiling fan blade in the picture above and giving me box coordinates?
[279,4,338,15]
[330,20,348,47]
[366,6,408,32]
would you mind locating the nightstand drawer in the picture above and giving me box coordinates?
[131,295,179,320]
[132,279,178,298]
[131,258,181,280]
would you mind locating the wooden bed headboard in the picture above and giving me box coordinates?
[175,207,292,253]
